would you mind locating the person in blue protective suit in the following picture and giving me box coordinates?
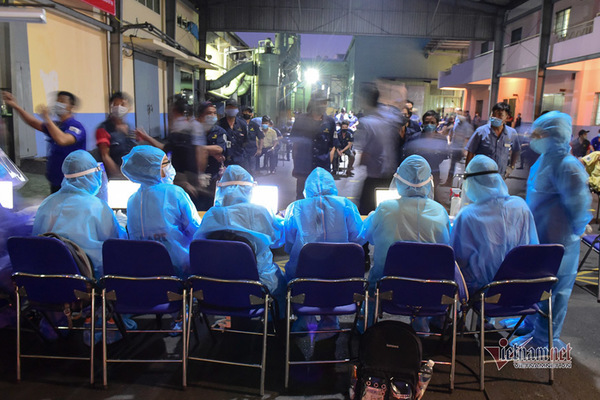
[361,155,452,290]
[361,155,467,330]
[284,167,365,281]
[450,155,539,295]
[32,150,126,279]
[511,111,591,349]
[121,145,201,278]
[284,167,365,336]
[194,165,286,313]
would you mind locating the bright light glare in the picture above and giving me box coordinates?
[107,180,140,210]
[305,68,320,84]
[375,189,400,207]
[252,185,279,215]
[0,181,14,209]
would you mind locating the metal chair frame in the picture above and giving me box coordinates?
[374,275,460,390]
[463,276,558,390]
[577,234,600,302]
[100,275,188,388]
[284,276,368,389]
[13,272,97,384]
[187,275,274,396]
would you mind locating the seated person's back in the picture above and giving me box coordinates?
[361,155,450,291]
[284,167,364,281]
[194,165,285,297]
[451,155,538,294]
[121,145,201,277]
[32,150,126,279]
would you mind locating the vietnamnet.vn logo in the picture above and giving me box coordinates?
[484,337,572,370]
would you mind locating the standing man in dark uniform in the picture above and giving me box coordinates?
[196,101,227,210]
[240,106,264,175]
[217,99,247,169]
[465,102,520,179]
[290,90,337,199]
[95,92,138,178]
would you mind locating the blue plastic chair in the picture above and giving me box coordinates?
[577,234,600,302]
[463,244,564,390]
[8,236,98,384]
[285,242,368,389]
[375,242,466,390]
[187,239,274,396]
[101,239,187,387]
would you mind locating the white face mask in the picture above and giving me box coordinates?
[226,108,238,118]
[54,102,69,117]
[110,105,128,119]
[203,115,218,128]
[161,163,176,184]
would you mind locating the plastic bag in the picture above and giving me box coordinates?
[0,148,28,189]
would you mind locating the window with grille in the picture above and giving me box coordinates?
[554,8,570,38]
[136,0,160,14]
[510,28,522,44]
[480,41,489,54]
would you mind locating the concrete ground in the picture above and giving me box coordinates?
[2,153,600,399]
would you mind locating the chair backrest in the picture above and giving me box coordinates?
[8,236,81,275]
[8,236,90,304]
[189,239,259,280]
[383,242,456,280]
[379,242,457,312]
[292,242,366,308]
[296,242,365,279]
[205,230,257,259]
[492,244,564,280]
[101,239,182,314]
[484,244,564,308]
[102,239,176,277]
[189,239,264,311]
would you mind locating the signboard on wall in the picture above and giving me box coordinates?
[80,0,115,15]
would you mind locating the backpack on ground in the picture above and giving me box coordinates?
[351,320,422,400]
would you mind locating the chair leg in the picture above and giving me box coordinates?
[102,289,108,388]
[479,293,485,391]
[548,291,554,385]
[285,291,291,389]
[578,244,594,271]
[260,295,269,396]
[186,291,193,353]
[182,290,187,388]
[364,291,369,330]
[450,296,457,391]
[16,288,21,382]
[597,251,600,303]
[90,288,95,386]
[373,289,379,325]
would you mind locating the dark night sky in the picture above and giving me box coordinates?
[235,32,353,59]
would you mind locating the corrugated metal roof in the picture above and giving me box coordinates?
[197,0,522,40]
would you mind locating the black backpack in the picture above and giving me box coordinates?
[352,320,422,400]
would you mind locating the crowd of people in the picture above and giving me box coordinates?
[0,83,594,351]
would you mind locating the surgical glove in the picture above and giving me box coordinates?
[115,210,127,228]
